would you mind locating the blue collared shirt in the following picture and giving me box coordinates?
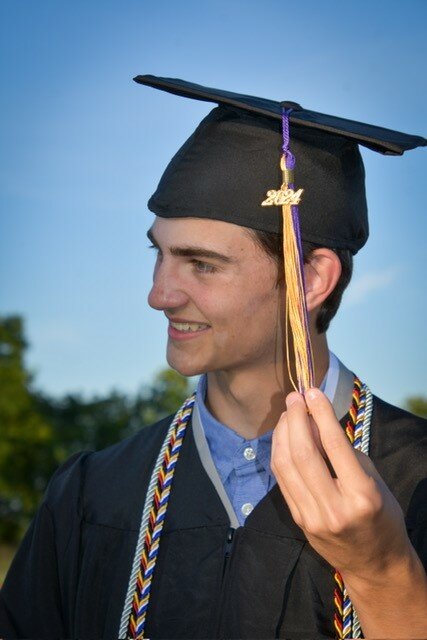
[196,353,339,525]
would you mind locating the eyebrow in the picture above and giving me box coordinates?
[146,228,234,264]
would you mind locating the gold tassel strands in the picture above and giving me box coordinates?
[261,155,314,393]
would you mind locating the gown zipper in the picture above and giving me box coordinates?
[215,527,236,637]
[222,527,235,577]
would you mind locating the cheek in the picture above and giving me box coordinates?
[245,286,283,344]
[214,286,282,347]
[239,269,282,318]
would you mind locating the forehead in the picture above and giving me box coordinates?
[150,216,260,255]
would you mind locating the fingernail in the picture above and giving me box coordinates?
[286,392,300,408]
[306,387,320,401]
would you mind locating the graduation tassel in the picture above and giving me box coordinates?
[261,108,314,393]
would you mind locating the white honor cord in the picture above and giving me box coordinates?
[118,415,180,639]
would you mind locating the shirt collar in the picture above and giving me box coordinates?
[196,375,273,485]
[195,351,341,484]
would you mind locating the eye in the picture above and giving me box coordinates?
[192,260,217,274]
[148,243,162,257]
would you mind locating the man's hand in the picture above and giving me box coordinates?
[271,388,427,638]
[271,388,408,576]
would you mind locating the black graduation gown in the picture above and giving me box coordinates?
[0,395,426,639]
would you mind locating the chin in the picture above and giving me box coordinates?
[166,353,207,378]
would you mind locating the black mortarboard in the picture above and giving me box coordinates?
[135,74,426,255]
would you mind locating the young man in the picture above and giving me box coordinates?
[1,77,426,639]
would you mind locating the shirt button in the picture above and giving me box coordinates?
[243,446,256,461]
[241,503,254,517]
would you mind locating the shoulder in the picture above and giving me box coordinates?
[44,414,176,529]
[369,395,426,524]
[370,394,426,457]
[84,413,175,480]
[371,394,426,428]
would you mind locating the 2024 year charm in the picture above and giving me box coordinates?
[261,187,304,206]
[260,157,304,207]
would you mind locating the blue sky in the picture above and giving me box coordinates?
[0,0,426,407]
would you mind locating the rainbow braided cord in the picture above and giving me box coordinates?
[334,376,372,639]
[122,394,196,639]
[333,571,344,638]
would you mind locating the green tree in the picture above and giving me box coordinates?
[0,316,56,542]
[35,369,192,458]
[0,314,193,546]
[36,390,134,459]
[404,396,427,419]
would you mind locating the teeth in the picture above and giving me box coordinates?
[170,322,209,332]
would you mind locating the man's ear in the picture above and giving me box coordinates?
[304,248,342,312]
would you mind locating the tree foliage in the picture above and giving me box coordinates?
[0,315,192,544]
[404,396,427,419]
[0,317,56,541]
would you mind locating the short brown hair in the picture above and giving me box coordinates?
[250,230,353,333]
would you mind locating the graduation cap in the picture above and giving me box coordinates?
[135,74,426,392]
[135,74,425,252]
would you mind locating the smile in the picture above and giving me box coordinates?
[169,321,210,333]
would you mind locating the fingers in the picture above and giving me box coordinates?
[271,409,319,526]
[284,392,340,504]
[304,388,368,487]
[272,389,371,509]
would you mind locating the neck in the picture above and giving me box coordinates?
[205,333,330,439]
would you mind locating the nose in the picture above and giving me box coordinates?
[147,257,190,311]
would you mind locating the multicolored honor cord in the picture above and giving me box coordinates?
[334,377,372,638]
[261,107,314,393]
[118,394,196,639]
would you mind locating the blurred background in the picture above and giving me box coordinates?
[1,0,426,579]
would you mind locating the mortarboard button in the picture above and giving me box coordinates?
[280,101,303,111]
